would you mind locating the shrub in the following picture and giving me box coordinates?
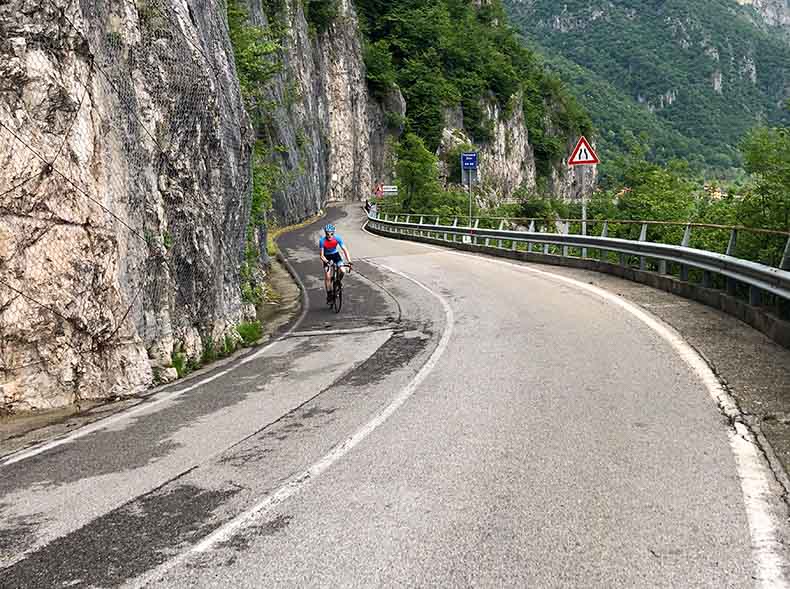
[237,321,263,346]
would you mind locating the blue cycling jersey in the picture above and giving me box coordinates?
[319,235,344,254]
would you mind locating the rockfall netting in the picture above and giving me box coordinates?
[0,0,255,411]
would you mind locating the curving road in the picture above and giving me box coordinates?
[1,204,788,587]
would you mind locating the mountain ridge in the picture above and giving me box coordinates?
[503,0,790,179]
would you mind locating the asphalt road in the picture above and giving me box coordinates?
[1,204,788,588]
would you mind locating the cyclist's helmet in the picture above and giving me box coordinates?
[324,224,336,234]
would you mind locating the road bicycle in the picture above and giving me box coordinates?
[327,261,352,313]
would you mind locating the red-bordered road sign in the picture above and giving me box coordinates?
[568,136,599,166]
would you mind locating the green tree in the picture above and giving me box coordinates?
[304,0,339,33]
[395,133,442,212]
[363,39,397,97]
[741,127,790,231]
[227,0,279,113]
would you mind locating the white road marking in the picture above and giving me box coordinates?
[0,256,311,469]
[127,260,455,588]
[290,326,393,337]
[366,224,789,587]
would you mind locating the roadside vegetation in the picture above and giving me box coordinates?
[379,101,790,267]
[356,0,591,185]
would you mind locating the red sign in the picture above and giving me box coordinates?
[568,136,599,166]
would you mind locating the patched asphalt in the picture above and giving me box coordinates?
[148,206,781,587]
[2,204,789,587]
[0,207,447,587]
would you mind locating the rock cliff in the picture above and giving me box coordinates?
[0,0,253,410]
[436,94,596,203]
[246,0,401,225]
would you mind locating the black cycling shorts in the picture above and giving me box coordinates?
[323,252,343,270]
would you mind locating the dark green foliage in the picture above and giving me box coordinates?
[227,0,280,113]
[548,128,790,266]
[227,0,283,306]
[201,337,218,365]
[503,0,790,178]
[363,39,397,98]
[171,351,187,378]
[385,110,406,131]
[442,141,475,185]
[261,0,286,18]
[739,126,790,242]
[304,0,339,33]
[237,321,263,345]
[395,133,443,212]
[355,0,591,175]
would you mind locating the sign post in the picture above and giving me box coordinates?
[567,137,599,253]
[461,152,478,230]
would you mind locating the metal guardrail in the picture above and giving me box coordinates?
[367,213,790,304]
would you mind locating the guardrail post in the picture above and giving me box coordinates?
[474,218,480,245]
[599,221,608,263]
[781,236,790,271]
[419,216,424,225]
[562,223,569,258]
[527,221,535,253]
[435,216,440,226]
[681,224,692,247]
[581,217,588,259]
[726,229,738,257]
[750,286,762,306]
[702,271,713,288]
[679,224,692,280]
[497,220,504,248]
[655,219,666,272]
[639,223,648,271]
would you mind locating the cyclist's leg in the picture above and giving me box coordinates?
[324,262,333,302]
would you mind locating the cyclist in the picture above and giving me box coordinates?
[319,224,352,304]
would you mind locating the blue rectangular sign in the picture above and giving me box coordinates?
[461,152,478,170]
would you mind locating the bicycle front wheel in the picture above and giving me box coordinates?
[332,280,343,313]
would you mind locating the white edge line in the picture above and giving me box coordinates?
[366,224,789,587]
[127,260,454,587]
[1,253,311,469]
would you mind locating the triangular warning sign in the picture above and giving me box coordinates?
[568,136,599,166]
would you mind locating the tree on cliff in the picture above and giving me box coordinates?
[395,134,442,212]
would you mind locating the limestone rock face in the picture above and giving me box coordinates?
[249,0,393,224]
[436,94,596,203]
[736,0,790,32]
[0,0,253,411]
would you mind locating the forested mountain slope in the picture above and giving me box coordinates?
[504,0,790,178]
